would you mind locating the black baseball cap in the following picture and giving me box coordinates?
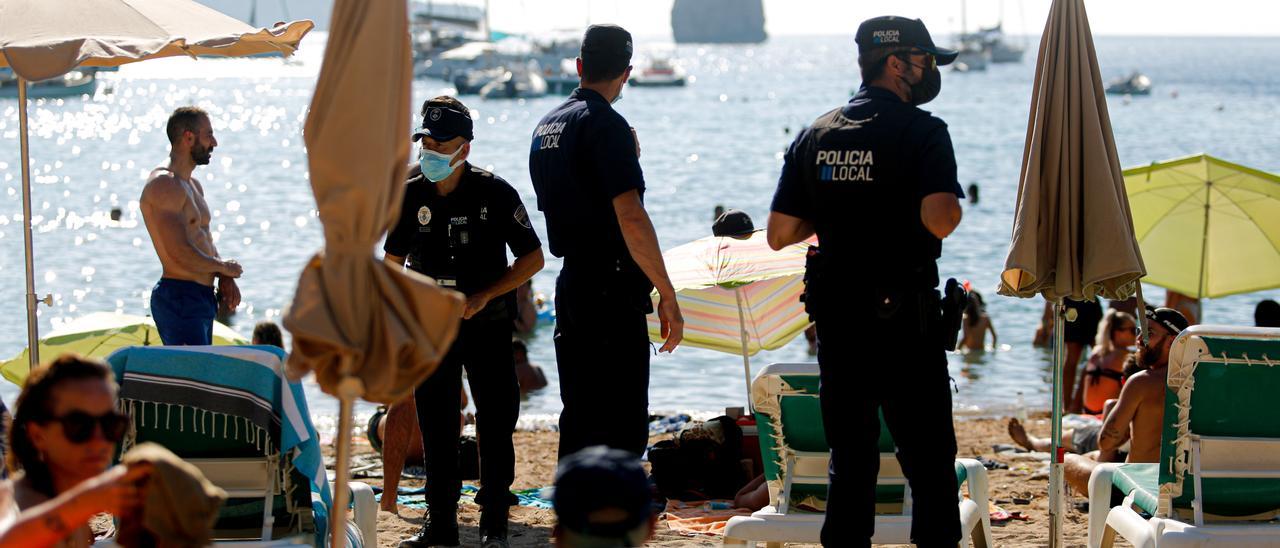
[1145,306,1190,336]
[581,24,633,67]
[713,209,755,238]
[855,16,958,66]
[412,99,473,142]
[552,446,652,539]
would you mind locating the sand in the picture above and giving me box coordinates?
[346,416,1095,547]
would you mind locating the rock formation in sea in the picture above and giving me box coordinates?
[671,0,768,44]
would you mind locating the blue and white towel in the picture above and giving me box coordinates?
[108,345,335,546]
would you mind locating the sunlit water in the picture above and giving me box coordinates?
[1,33,1278,427]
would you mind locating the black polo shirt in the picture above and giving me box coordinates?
[771,85,964,288]
[527,88,645,262]
[384,163,541,314]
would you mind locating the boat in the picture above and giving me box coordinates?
[970,23,1024,63]
[629,58,687,87]
[479,67,547,99]
[1106,71,1152,96]
[0,67,99,99]
[453,67,506,95]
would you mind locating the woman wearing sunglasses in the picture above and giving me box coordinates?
[0,354,151,547]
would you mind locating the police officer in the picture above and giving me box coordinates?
[766,17,965,547]
[385,96,544,548]
[528,24,684,459]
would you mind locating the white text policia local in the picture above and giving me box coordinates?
[534,121,566,150]
[817,149,875,182]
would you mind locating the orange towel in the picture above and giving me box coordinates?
[661,500,753,535]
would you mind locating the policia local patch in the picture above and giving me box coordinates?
[817,149,875,182]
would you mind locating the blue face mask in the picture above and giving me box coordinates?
[419,146,465,182]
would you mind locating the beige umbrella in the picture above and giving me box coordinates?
[281,0,463,544]
[997,0,1145,544]
[0,0,312,370]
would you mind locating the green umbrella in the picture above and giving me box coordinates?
[1,312,248,386]
[1125,153,1280,299]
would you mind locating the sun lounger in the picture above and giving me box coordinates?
[1086,326,1280,548]
[106,345,375,547]
[723,362,992,547]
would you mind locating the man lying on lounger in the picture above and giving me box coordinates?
[1007,307,1189,495]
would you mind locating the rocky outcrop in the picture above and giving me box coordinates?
[671,0,767,44]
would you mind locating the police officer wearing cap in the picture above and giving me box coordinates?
[767,16,966,547]
[528,24,684,460]
[385,96,544,548]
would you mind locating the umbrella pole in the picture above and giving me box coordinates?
[734,287,752,411]
[330,371,363,548]
[17,79,42,369]
[1049,300,1066,547]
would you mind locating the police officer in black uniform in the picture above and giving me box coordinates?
[527,24,684,460]
[386,96,544,548]
[766,17,966,547]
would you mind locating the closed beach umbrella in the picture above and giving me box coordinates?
[0,0,312,370]
[996,0,1145,544]
[0,312,247,386]
[1125,153,1280,299]
[280,0,463,544]
[647,231,814,407]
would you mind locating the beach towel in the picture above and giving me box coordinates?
[107,345,333,546]
[660,500,751,536]
[376,485,553,510]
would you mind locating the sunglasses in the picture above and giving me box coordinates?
[895,50,937,71]
[39,410,130,444]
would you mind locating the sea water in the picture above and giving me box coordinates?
[1,34,1277,425]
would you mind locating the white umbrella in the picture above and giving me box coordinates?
[0,0,312,368]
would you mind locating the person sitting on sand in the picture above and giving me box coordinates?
[1009,307,1188,496]
[2,355,153,547]
[552,446,656,548]
[960,290,997,352]
[1071,309,1136,415]
[512,339,548,396]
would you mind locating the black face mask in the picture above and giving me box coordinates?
[897,55,942,106]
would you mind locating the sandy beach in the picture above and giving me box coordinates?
[343,414,1090,547]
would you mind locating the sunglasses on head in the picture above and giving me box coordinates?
[39,410,130,444]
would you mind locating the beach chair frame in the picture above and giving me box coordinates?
[723,362,992,547]
[1087,326,1280,548]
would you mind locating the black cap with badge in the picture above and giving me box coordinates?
[855,16,958,66]
[412,100,474,143]
[580,24,633,71]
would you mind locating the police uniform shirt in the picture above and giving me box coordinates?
[771,85,964,284]
[384,163,541,313]
[528,88,644,260]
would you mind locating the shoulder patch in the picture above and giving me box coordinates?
[513,204,531,229]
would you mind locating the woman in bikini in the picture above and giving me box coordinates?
[1073,309,1137,416]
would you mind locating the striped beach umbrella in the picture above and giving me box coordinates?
[647,230,815,407]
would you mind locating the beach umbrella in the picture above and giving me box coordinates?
[0,312,247,386]
[996,0,1146,544]
[646,230,815,409]
[1125,153,1280,299]
[280,0,463,545]
[0,0,312,370]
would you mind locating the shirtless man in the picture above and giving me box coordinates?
[140,106,242,346]
[1010,307,1189,495]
